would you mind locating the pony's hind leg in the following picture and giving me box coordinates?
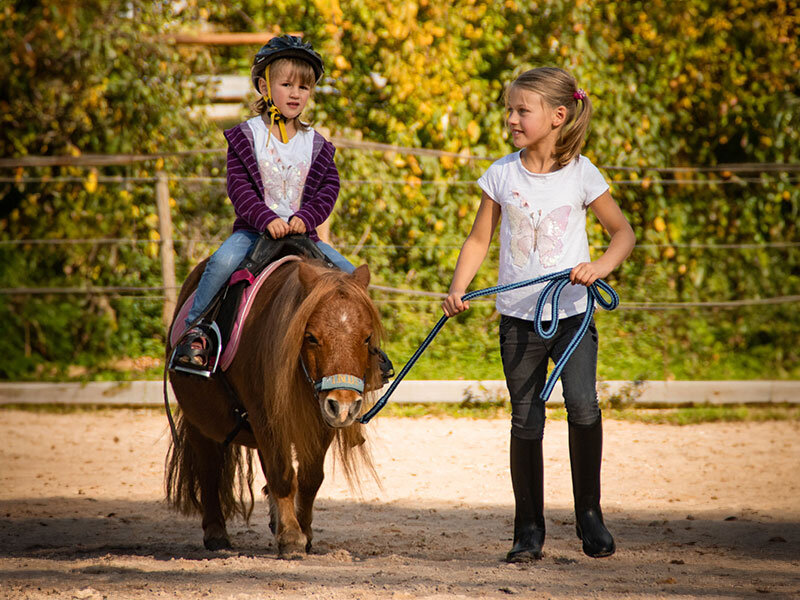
[257,451,277,536]
[184,424,232,551]
[295,441,329,553]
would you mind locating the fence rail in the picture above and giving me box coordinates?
[2,158,798,320]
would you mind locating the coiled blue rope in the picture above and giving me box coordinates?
[359,268,619,424]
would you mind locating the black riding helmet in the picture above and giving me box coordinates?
[251,35,324,92]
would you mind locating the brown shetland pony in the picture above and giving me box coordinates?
[165,258,383,558]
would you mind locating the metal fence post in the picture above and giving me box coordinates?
[156,172,177,327]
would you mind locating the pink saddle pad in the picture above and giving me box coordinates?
[170,255,300,371]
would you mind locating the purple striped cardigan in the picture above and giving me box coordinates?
[223,122,340,242]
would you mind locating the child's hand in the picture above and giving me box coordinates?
[570,261,611,286]
[267,218,291,239]
[442,291,470,317]
[288,216,307,234]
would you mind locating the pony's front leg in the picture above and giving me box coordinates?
[262,451,307,558]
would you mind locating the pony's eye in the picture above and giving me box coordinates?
[364,334,372,345]
[305,332,319,345]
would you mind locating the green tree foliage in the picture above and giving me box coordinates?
[1,0,798,380]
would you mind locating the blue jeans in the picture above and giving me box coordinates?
[499,313,600,440]
[316,240,355,273]
[185,231,355,325]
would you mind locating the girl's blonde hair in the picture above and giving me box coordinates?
[509,67,592,166]
[251,57,316,130]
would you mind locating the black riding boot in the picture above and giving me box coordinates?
[568,416,616,558]
[506,435,545,562]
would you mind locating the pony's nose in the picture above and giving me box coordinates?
[324,397,340,420]
[348,397,363,419]
[321,392,363,426]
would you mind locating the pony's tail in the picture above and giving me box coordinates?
[164,411,256,523]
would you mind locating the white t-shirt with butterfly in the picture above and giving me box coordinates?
[247,116,313,221]
[477,153,609,321]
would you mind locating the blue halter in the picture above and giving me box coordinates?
[299,355,365,399]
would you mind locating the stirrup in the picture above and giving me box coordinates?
[169,322,222,378]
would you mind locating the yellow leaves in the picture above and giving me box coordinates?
[663,246,676,259]
[84,169,98,194]
[416,32,434,46]
[388,20,410,40]
[678,264,687,274]
[464,24,481,40]
[434,220,445,233]
[334,55,350,70]
[466,120,480,141]
[653,216,667,232]
[407,155,423,175]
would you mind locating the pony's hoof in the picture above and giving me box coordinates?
[278,544,306,560]
[204,536,232,551]
[278,531,308,559]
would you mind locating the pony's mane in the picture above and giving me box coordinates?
[250,259,383,488]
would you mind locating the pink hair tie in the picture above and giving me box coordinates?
[573,89,587,101]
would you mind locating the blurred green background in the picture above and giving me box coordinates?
[1,0,798,382]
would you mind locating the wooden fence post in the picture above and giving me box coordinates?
[156,172,177,327]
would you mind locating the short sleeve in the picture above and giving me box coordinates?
[580,156,610,207]
[477,162,503,204]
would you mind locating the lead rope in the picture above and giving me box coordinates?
[359,268,619,424]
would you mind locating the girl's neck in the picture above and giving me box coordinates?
[519,146,559,174]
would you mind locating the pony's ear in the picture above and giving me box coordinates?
[297,261,320,291]
[351,264,370,288]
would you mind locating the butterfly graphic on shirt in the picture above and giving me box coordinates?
[259,147,309,213]
[505,192,571,269]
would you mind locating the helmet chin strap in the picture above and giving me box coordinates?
[263,64,289,145]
